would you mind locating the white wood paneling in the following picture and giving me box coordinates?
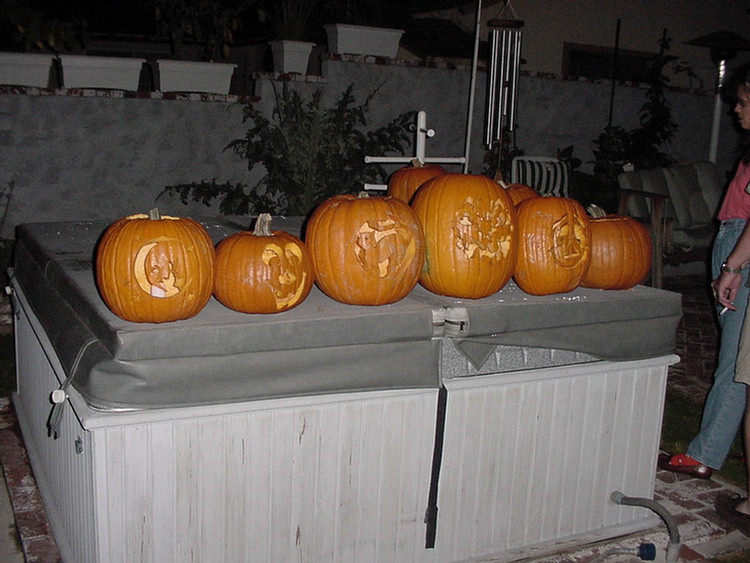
[435,359,672,562]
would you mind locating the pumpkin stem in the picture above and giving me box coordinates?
[357,191,370,199]
[410,157,425,168]
[253,213,272,236]
[586,203,607,218]
[148,208,161,220]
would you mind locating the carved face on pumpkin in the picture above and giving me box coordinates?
[261,241,309,309]
[353,215,418,279]
[453,197,514,261]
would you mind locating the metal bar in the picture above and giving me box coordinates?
[364,156,466,164]
[484,29,500,147]
[507,30,522,132]
[462,0,483,173]
[494,29,510,142]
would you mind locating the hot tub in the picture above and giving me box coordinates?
[10,219,680,563]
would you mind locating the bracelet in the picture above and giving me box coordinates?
[721,261,744,274]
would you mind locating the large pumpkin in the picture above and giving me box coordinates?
[580,214,652,290]
[214,214,314,313]
[387,161,447,204]
[305,192,425,305]
[96,209,215,323]
[503,182,540,206]
[513,196,591,296]
[410,173,518,299]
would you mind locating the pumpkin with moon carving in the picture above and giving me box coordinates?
[95,209,215,323]
[213,214,314,313]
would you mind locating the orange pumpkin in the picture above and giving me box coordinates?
[513,196,592,296]
[503,183,540,206]
[213,214,314,313]
[580,214,652,290]
[96,209,215,323]
[410,173,518,299]
[305,192,425,305]
[387,161,447,204]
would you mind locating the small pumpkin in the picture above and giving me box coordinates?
[580,210,652,290]
[213,214,314,313]
[513,196,591,296]
[387,160,447,204]
[502,182,540,206]
[96,209,215,323]
[410,173,518,299]
[305,192,425,305]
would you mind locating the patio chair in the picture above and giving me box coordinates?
[616,161,724,288]
[510,156,570,197]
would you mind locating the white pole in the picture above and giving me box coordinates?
[708,59,726,163]
[463,0,483,173]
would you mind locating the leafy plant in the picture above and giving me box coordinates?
[151,0,249,60]
[160,81,414,216]
[0,0,86,52]
[592,31,678,189]
[255,0,320,41]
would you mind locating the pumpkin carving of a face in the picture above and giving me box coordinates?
[213,214,314,314]
[410,173,518,299]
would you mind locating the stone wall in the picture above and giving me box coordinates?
[0,56,736,238]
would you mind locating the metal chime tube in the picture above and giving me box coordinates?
[507,30,522,131]
[484,29,500,146]
[496,30,513,140]
[484,27,521,148]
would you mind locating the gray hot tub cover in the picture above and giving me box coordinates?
[11,219,681,411]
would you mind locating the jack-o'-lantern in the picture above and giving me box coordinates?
[213,214,314,313]
[513,196,591,295]
[580,207,652,290]
[305,192,425,305]
[410,173,518,299]
[96,209,215,323]
[387,160,447,204]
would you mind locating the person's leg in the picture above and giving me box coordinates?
[661,221,748,475]
[686,222,749,469]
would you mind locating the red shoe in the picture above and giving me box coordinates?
[658,453,713,479]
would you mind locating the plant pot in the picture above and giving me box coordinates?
[156,60,237,95]
[0,52,55,88]
[270,40,314,75]
[324,24,404,58]
[59,55,145,90]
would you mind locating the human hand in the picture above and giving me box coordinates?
[712,271,744,310]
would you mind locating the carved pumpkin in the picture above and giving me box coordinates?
[306,192,425,305]
[410,173,518,299]
[503,183,539,206]
[213,214,314,313]
[513,196,592,296]
[387,160,447,204]
[580,214,652,290]
[96,209,215,323]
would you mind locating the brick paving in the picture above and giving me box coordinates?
[1,276,750,562]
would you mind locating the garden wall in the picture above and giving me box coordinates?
[0,55,737,238]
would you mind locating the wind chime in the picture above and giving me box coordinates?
[484,18,523,150]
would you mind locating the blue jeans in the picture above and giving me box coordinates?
[687,219,749,469]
